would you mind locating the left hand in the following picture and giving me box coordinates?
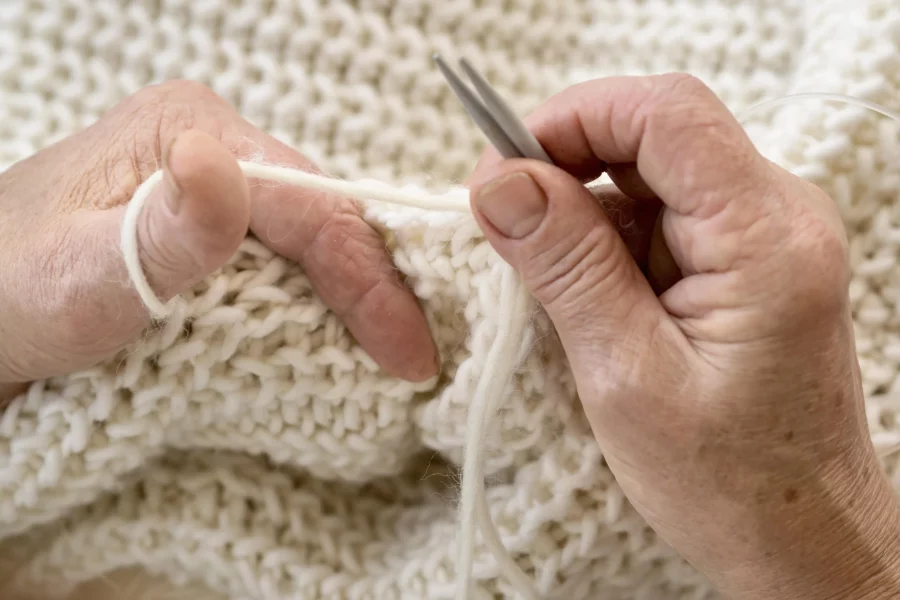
[0,80,438,402]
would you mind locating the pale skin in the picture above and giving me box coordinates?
[1,75,899,598]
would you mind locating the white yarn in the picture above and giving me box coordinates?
[121,162,471,320]
[118,88,900,596]
[120,169,172,319]
[1,1,899,599]
[743,93,900,123]
[120,162,539,599]
[454,263,535,600]
[113,91,900,599]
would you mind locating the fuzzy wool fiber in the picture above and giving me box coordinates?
[0,1,899,599]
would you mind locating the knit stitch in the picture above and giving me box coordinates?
[0,1,899,599]
[118,161,541,599]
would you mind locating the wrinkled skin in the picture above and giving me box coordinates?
[2,74,900,599]
[468,74,900,599]
[0,80,438,402]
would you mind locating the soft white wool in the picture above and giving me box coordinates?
[0,1,899,599]
[114,95,900,600]
[120,162,539,599]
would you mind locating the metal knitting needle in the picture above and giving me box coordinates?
[457,58,554,164]
[433,53,554,164]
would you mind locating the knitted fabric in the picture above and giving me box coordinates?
[0,1,899,599]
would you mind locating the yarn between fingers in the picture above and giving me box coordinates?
[120,162,539,599]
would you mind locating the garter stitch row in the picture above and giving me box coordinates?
[119,161,540,599]
[0,1,899,599]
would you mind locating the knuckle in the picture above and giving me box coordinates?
[112,80,230,173]
[658,72,714,101]
[80,80,232,214]
[303,202,394,318]
[47,83,227,213]
[774,208,849,319]
[791,215,849,291]
[133,79,225,111]
[526,223,629,313]
[640,73,761,209]
[319,209,365,266]
[307,198,356,255]
[657,83,731,143]
[312,203,387,310]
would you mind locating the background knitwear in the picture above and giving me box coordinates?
[0,1,898,599]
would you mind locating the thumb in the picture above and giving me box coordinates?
[10,129,251,380]
[124,129,251,315]
[470,160,666,360]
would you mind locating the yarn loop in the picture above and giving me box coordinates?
[121,162,539,599]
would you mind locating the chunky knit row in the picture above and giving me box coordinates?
[0,0,899,599]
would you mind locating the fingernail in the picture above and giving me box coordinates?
[161,138,183,216]
[472,172,547,239]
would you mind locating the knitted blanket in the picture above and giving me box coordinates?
[0,1,899,599]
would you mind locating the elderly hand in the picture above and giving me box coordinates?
[0,80,438,402]
[469,74,900,599]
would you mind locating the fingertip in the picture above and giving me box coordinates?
[471,171,548,241]
[344,279,440,383]
[136,130,251,301]
[164,130,251,266]
[386,311,440,383]
[471,159,607,248]
[392,336,441,383]
[166,129,251,230]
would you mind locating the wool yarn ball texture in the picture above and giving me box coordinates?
[0,0,899,599]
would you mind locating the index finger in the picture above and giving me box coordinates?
[223,122,438,383]
[469,73,773,218]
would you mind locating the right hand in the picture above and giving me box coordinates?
[468,74,900,599]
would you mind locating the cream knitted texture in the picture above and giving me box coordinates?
[0,1,899,599]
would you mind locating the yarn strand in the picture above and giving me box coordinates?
[120,162,539,599]
[455,264,536,600]
[120,169,169,319]
[118,90,900,596]
[739,92,900,123]
[238,161,472,212]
